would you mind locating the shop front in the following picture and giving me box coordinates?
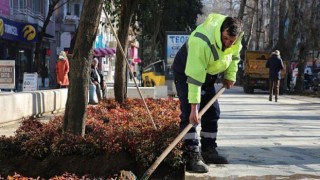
[0,17,37,91]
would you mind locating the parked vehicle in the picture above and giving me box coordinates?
[141,60,166,87]
[242,51,286,94]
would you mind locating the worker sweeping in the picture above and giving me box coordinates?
[172,13,244,173]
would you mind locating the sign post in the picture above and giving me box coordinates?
[0,60,15,90]
[165,31,190,65]
[164,32,190,95]
[22,72,38,91]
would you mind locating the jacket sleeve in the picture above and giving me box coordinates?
[224,52,240,81]
[224,33,243,81]
[280,58,284,70]
[99,70,105,84]
[64,60,69,75]
[90,69,95,82]
[185,37,210,104]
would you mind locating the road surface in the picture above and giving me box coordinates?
[186,85,320,179]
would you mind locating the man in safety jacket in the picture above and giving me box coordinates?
[172,13,243,173]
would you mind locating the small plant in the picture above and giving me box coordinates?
[0,98,183,177]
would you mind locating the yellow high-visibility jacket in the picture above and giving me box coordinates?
[185,13,243,103]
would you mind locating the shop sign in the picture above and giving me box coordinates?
[0,60,15,89]
[165,31,190,65]
[23,73,38,91]
[0,17,38,43]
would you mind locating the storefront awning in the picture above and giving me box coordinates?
[133,58,142,63]
[93,47,116,57]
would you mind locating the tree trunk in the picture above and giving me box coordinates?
[237,0,247,20]
[149,0,164,63]
[268,0,274,49]
[114,0,139,103]
[254,0,261,50]
[34,0,60,72]
[245,3,255,49]
[63,0,103,136]
[294,0,318,93]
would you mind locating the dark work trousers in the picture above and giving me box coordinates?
[174,75,220,151]
[269,79,280,100]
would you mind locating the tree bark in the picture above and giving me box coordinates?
[294,0,318,93]
[254,0,262,50]
[114,0,139,103]
[149,0,164,63]
[34,0,60,72]
[245,7,255,49]
[63,0,103,136]
[237,0,247,20]
[268,0,274,49]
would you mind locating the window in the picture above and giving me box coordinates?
[32,0,40,14]
[67,2,71,15]
[18,0,27,9]
[9,0,13,8]
[67,2,81,16]
[74,4,80,17]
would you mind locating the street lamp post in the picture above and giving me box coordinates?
[18,50,24,91]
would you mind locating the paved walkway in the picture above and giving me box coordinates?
[186,86,320,179]
[0,112,64,137]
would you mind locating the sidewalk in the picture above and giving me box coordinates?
[185,86,320,179]
[0,112,64,137]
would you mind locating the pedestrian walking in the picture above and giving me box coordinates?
[266,50,284,102]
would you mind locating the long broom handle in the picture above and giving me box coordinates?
[140,86,226,180]
[102,7,157,130]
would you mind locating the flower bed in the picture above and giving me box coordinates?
[0,98,184,179]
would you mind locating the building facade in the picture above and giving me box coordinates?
[0,0,55,91]
[0,0,140,90]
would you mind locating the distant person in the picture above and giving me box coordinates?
[304,70,312,90]
[56,51,69,88]
[90,58,106,101]
[287,71,292,91]
[266,50,284,102]
[139,63,143,86]
[39,64,49,87]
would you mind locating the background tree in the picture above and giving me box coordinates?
[137,0,203,66]
[112,0,140,103]
[63,0,103,136]
[238,0,247,20]
[105,0,201,103]
[34,0,69,72]
[201,0,320,94]
[293,0,319,92]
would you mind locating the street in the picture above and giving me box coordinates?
[187,85,320,179]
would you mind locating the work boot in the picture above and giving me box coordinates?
[185,147,209,173]
[269,96,272,101]
[202,148,229,164]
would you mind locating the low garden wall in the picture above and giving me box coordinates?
[0,89,68,124]
[0,86,167,124]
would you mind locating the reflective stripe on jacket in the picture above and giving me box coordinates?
[185,13,243,103]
